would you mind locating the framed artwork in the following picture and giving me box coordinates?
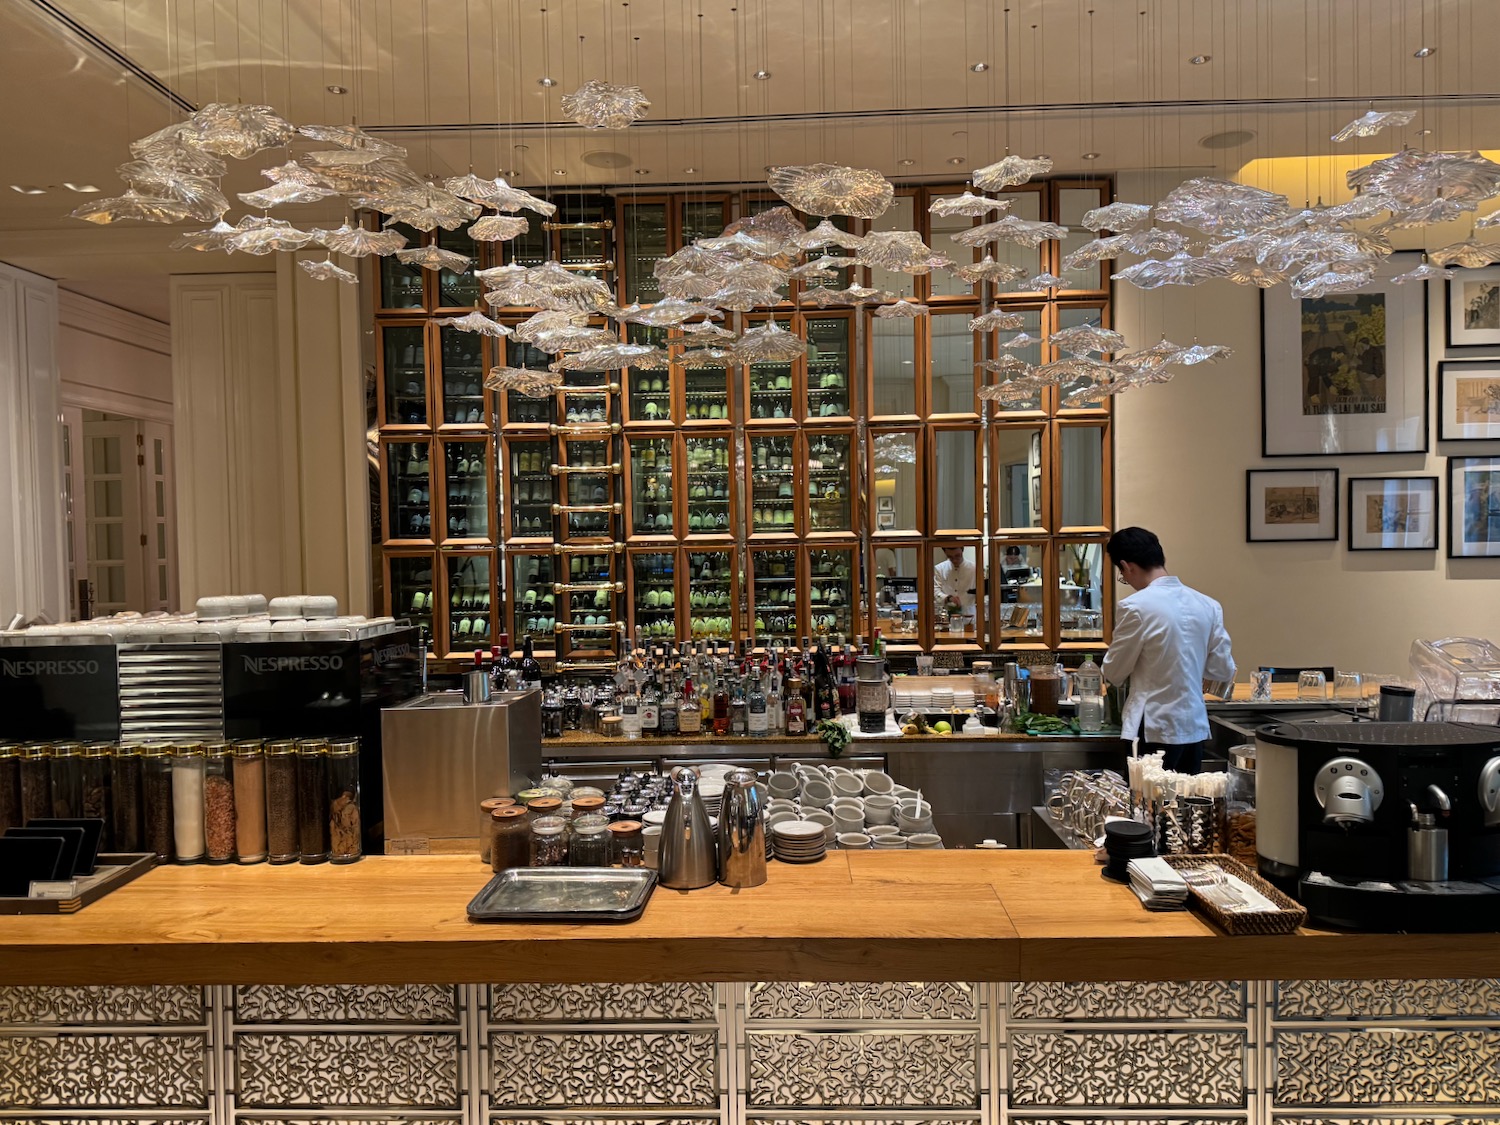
[876,512,896,530]
[1261,252,1428,455]
[1449,457,1500,557]
[877,495,895,513]
[1438,359,1500,441]
[1447,266,1500,349]
[1347,476,1438,551]
[1246,468,1339,542]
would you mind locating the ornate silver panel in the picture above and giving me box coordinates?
[0,1034,209,1108]
[234,1031,463,1108]
[239,1119,458,1124]
[491,1120,716,1125]
[1009,1031,1246,1107]
[747,982,978,1021]
[748,1120,979,1125]
[1275,979,1500,1021]
[490,983,717,1023]
[745,1032,979,1108]
[0,985,205,1025]
[1010,981,1246,1022]
[489,1031,719,1106]
[1275,1118,1500,1125]
[13,1120,205,1125]
[1274,1029,1500,1106]
[1019,1120,1239,1125]
[234,984,460,1024]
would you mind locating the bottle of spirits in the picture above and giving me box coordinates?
[620,673,641,740]
[766,660,785,735]
[729,674,749,736]
[658,672,680,737]
[490,637,515,693]
[640,675,660,737]
[712,672,730,736]
[519,636,543,692]
[679,677,702,734]
[814,646,839,723]
[747,668,769,736]
[785,680,807,735]
[838,642,857,715]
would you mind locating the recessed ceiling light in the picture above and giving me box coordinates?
[1199,128,1257,149]
[947,156,965,165]
[1414,45,1435,58]
[9,185,46,195]
[683,166,697,173]
[62,182,100,193]
[326,84,348,94]
[898,158,915,166]
[1188,54,1211,65]
[1081,152,1101,161]
[634,169,650,175]
[538,77,557,87]
[763,164,776,172]
[970,62,989,72]
[553,168,567,175]
[1416,128,1433,136]
[753,69,771,80]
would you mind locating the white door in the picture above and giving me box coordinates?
[140,421,178,612]
[82,419,146,615]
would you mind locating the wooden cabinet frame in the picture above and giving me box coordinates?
[626,545,682,645]
[744,430,802,540]
[746,545,802,651]
[866,425,926,539]
[804,543,862,645]
[436,435,495,548]
[682,544,740,646]
[623,432,677,543]
[438,550,498,659]
[376,319,433,431]
[680,431,737,542]
[929,424,984,537]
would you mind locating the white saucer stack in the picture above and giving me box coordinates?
[771,820,828,864]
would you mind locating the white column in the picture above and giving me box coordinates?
[0,262,66,621]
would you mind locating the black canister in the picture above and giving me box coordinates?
[1378,684,1417,722]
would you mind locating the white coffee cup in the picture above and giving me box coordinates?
[863,794,898,826]
[862,771,895,796]
[837,832,871,850]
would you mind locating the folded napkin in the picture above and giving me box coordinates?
[1127,857,1189,910]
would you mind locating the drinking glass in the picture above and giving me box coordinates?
[1250,669,1274,702]
[1297,670,1328,700]
[1333,671,1363,701]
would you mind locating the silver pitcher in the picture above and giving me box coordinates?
[659,768,717,889]
[717,768,767,888]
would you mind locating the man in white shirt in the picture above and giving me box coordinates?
[933,545,978,625]
[1101,527,1235,774]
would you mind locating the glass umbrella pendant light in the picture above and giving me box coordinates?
[767,163,895,219]
[560,80,652,129]
[299,257,358,284]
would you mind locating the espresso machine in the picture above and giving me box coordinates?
[1255,721,1500,930]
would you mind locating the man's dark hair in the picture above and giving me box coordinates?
[1105,526,1165,570]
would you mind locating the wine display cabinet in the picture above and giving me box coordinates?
[372,179,1114,661]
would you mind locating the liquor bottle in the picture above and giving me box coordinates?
[767,659,785,735]
[620,674,641,740]
[813,646,839,723]
[698,672,714,729]
[785,680,807,735]
[838,643,857,715]
[729,674,749,736]
[490,637,514,693]
[679,677,702,734]
[519,636,543,692]
[747,668,769,736]
[712,672,730,736]
[659,673,680,737]
[640,674,661,736]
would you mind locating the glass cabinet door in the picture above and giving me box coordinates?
[506,439,552,540]
[930,542,984,646]
[871,545,921,647]
[500,337,556,426]
[381,323,428,426]
[511,552,557,653]
[385,440,432,542]
[746,353,797,421]
[804,315,851,420]
[1059,541,1106,643]
[746,433,798,535]
[995,540,1046,645]
[565,559,619,657]
[806,546,857,641]
[379,222,425,309]
[681,199,727,245]
[982,306,1045,415]
[630,549,679,642]
[621,201,669,305]
[561,438,615,541]
[626,325,673,423]
[387,553,436,637]
[628,436,675,537]
[681,356,732,423]
[441,439,490,542]
[749,548,800,649]
[805,431,854,533]
[868,314,917,417]
[683,435,732,536]
[685,548,736,643]
[445,553,493,654]
[435,226,482,308]
[562,370,613,425]
[438,326,487,426]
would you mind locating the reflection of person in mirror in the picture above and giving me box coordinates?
[1102,527,1235,775]
[933,545,977,624]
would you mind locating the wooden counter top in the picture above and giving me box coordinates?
[3,852,1498,986]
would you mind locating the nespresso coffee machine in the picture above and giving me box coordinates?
[1256,721,1500,930]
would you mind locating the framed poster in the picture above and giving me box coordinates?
[1438,359,1500,441]
[1447,265,1500,349]
[1261,252,1428,455]
[1347,476,1438,551]
[1449,457,1500,557]
[1246,468,1339,542]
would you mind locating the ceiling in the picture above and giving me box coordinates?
[2,0,1498,279]
[58,277,173,323]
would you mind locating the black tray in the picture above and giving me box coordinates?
[467,866,658,923]
[0,852,157,915]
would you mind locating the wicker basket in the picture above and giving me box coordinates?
[1159,853,1308,935]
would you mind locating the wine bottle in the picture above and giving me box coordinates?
[519,636,543,692]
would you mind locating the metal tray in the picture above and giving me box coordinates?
[466,867,657,923]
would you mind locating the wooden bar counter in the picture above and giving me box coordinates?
[3,851,1498,986]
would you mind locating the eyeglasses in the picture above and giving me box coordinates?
[1115,568,1132,586]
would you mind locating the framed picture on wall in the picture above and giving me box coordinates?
[1246,468,1339,542]
[1438,359,1500,441]
[1347,476,1439,551]
[1449,457,1500,557]
[1261,252,1428,456]
[1447,266,1500,349]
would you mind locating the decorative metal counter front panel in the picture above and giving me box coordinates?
[1,978,1499,1125]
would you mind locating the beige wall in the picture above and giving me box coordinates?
[57,290,172,421]
[1113,172,1500,678]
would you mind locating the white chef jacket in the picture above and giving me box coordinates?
[933,557,978,619]
[1102,575,1235,744]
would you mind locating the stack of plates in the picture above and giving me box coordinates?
[930,687,954,710]
[951,687,975,708]
[892,688,915,711]
[771,820,828,864]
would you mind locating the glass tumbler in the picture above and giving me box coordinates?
[1297,670,1328,700]
[1333,671,1363,702]
[1250,669,1274,702]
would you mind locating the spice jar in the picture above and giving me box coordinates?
[529,814,569,866]
[296,740,331,864]
[327,737,362,864]
[141,744,174,861]
[50,742,84,818]
[19,743,53,824]
[204,744,236,864]
[609,820,644,867]
[81,744,112,847]
[0,744,20,835]
[265,740,300,864]
[110,744,144,852]
[599,713,622,739]
[568,813,612,866]
[231,740,267,864]
[171,744,207,864]
[489,805,530,873]
[525,795,563,823]
[478,797,514,862]
[570,794,607,822]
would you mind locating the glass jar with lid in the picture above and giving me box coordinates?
[19,743,53,824]
[525,795,564,822]
[569,794,607,822]
[490,805,530,873]
[0,744,19,834]
[265,740,300,864]
[1226,744,1257,866]
[479,797,512,862]
[231,740,267,864]
[328,737,362,863]
[171,744,207,864]
[50,742,84,818]
[530,814,569,866]
[608,819,644,866]
[203,743,236,864]
[111,743,144,852]
[141,744,175,861]
[296,740,331,863]
[81,744,112,845]
[568,813,612,866]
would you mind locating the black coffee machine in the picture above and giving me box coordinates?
[1255,721,1500,931]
